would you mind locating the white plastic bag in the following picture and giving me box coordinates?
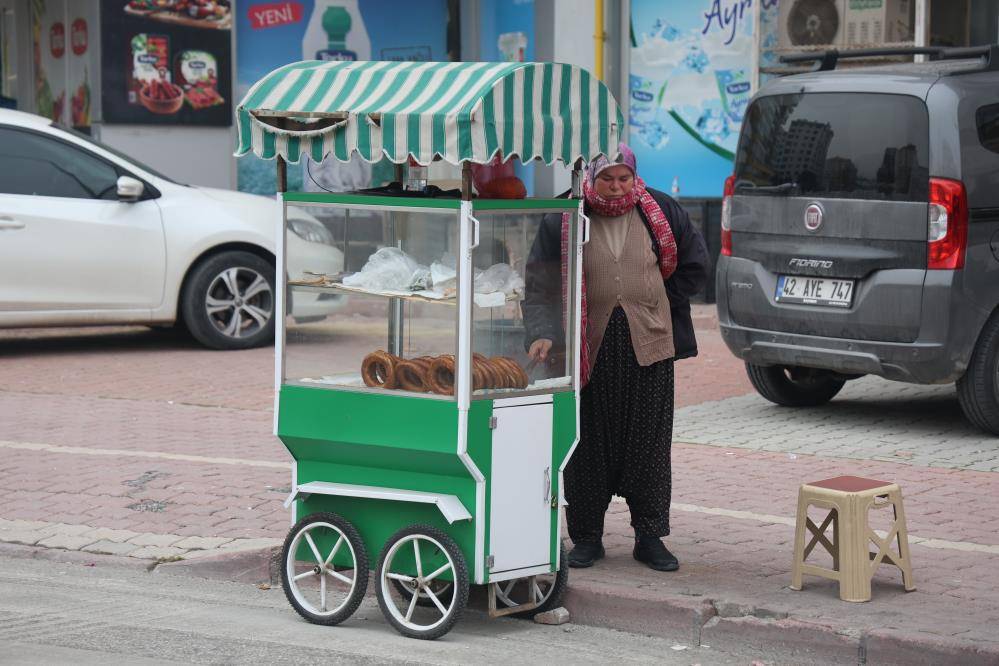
[475,263,525,296]
[342,247,430,291]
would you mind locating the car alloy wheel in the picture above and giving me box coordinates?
[205,266,274,340]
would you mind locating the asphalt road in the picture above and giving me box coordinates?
[0,547,793,665]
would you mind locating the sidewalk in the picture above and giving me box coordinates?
[2,307,998,664]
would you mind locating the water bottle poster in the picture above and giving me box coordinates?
[236,0,448,194]
[629,0,758,198]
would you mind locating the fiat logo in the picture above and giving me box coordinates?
[804,203,824,231]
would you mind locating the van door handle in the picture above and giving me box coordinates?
[0,217,25,230]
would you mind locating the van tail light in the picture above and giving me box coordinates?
[721,175,735,256]
[927,178,968,270]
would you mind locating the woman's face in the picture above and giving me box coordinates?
[593,164,635,199]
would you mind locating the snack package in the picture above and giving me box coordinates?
[175,50,224,109]
[128,33,170,105]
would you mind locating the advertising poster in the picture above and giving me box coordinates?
[629,0,759,197]
[100,0,233,126]
[1,5,17,109]
[31,0,99,128]
[32,0,67,125]
[236,0,448,195]
[478,0,534,62]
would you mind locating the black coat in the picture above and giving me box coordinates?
[522,188,709,360]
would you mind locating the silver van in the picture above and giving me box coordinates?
[715,46,999,433]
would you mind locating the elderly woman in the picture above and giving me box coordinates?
[523,144,708,571]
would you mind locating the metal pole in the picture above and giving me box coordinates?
[461,161,474,200]
[594,0,605,81]
[915,0,930,63]
[751,0,762,95]
[276,156,287,193]
[571,159,584,198]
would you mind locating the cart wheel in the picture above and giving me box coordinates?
[494,542,569,618]
[390,578,454,609]
[376,525,469,640]
[281,512,368,626]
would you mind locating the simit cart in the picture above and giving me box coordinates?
[235,60,624,640]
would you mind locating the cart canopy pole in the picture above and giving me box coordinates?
[276,156,287,193]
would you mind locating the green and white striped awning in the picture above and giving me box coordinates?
[235,60,624,166]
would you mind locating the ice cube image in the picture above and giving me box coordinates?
[681,45,709,73]
[650,18,681,41]
[695,108,731,144]
[637,120,670,150]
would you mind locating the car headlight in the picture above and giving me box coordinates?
[288,218,336,245]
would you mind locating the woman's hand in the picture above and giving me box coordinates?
[528,338,553,363]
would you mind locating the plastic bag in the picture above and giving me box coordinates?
[342,247,430,292]
[475,263,525,295]
[430,253,458,292]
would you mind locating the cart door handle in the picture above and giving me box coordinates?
[0,217,25,230]
[468,214,480,250]
[543,466,550,503]
[578,211,590,246]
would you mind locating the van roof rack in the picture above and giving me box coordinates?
[779,44,999,74]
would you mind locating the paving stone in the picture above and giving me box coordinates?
[183,537,282,558]
[127,546,188,560]
[81,540,141,556]
[171,536,234,550]
[127,532,184,548]
[35,534,97,550]
[0,530,49,546]
[50,523,96,536]
[82,527,142,543]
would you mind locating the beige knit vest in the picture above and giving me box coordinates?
[583,211,675,372]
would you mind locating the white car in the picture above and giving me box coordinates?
[0,109,342,350]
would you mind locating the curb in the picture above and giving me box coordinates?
[11,541,999,665]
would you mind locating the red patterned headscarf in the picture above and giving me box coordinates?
[560,144,679,387]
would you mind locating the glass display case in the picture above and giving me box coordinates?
[281,194,580,401]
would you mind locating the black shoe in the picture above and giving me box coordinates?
[567,541,605,568]
[633,536,679,572]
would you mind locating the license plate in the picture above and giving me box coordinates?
[775,275,854,308]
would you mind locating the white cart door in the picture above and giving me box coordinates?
[489,398,553,575]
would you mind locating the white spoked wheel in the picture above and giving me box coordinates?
[391,577,454,609]
[494,543,569,617]
[376,525,469,640]
[281,512,368,626]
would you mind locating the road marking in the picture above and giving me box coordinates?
[0,440,289,470]
[5,439,998,556]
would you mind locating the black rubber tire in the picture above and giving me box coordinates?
[280,512,368,626]
[507,542,569,619]
[376,525,469,640]
[956,313,999,435]
[180,250,275,350]
[745,362,846,407]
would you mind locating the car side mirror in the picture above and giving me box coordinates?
[116,175,145,202]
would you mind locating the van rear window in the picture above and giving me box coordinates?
[734,93,929,202]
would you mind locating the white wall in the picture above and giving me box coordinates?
[97,124,236,189]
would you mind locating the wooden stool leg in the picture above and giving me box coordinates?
[832,507,840,572]
[791,489,808,591]
[838,495,872,602]
[891,490,917,592]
